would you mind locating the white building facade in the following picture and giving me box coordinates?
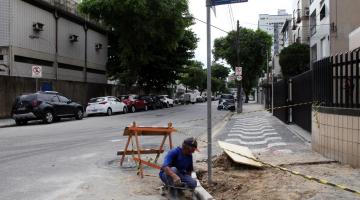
[0,0,108,83]
[292,0,310,45]
[309,0,331,63]
[258,10,292,55]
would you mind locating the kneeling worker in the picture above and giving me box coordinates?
[159,137,198,189]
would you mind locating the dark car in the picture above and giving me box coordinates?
[150,95,164,109]
[217,94,235,111]
[12,91,84,125]
[118,95,148,113]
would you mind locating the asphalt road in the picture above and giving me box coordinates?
[0,102,229,200]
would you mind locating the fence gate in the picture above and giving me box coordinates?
[291,70,313,132]
[273,79,288,123]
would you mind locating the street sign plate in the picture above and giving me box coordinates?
[32,65,42,78]
[212,0,248,6]
[235,67,242,76]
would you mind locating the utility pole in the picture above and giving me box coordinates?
[206,0,212,184]
[236,20,242,113]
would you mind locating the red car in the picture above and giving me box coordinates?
[118,95,148,113]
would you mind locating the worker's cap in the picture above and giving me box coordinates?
[183,137,200,152]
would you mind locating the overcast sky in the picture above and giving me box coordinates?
[188,0,293,67]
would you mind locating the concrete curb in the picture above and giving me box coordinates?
[0,119,15,128]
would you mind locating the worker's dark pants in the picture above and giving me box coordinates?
[160,167,197,189]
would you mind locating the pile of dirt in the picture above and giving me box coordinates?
[198,153,318,200]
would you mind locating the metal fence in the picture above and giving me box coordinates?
[313,50,360,108]
[291,70,313,132]
[273,79,288,123]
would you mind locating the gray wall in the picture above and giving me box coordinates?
[11,0,56,54]
[0,0,10,46]
[0,76,114,118]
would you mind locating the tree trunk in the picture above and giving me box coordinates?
[245,94,249,103]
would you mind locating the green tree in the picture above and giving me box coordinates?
[213,28,272,102]
[212,63,230,80]
[180,61,206,92]
[79,0,197,91]
[279,43,310,79]
[227,80,236,88]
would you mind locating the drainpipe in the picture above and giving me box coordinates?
[84,23,88,82]
[54,10,59,80]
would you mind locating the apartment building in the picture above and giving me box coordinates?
[0,0,108,83]
[292,0,310,45]
[310,0,360,62]
[258,9,292,55]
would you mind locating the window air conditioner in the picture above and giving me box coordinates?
[33,22,44,32]
[95,43,103,50]
[69,34,79,42]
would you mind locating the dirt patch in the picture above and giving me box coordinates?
[198,154,318,200]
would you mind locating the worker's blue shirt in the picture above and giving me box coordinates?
[160,147,193,175]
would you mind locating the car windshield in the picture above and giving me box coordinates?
[89,97,105,103]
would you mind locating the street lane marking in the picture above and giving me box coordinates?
[233,125,273,129]
[225,137,283,145]
[110,139,123,142]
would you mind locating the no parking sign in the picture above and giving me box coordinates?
[32,65,42,78]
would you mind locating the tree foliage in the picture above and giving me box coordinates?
[79,0,198,91]
[212,63,230,81]
[213,28,272,98]
[279,43,310,79]
[180,61,206,91]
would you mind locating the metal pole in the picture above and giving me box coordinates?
[206,0,212,184]
[236,20,242,113]
[271,68,274,114]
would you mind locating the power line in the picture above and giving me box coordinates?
[192,16,230,33]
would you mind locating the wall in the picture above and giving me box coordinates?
[349,27,360,51]
[0,0,10,46]
[11,0,56,55]
[312,108,360,167]
[0,76,112,118]
[329,0,360,55]
[310,0,331,60]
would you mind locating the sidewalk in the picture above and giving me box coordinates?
[0,118,15,128]
[198,102,360,200]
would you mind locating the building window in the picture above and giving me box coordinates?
[14,55,53,66]
[310,10,317,36]
[320,5,326,20]
[0,55,3,60]
[87,68,106,75]
[311,44,317,63]
[58,63,83,71]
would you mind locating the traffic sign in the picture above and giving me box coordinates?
[235,67,242,76]
[236,75,242,81]
[32,65,42,78]
[212,0,248,6]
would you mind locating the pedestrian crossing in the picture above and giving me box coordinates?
[224,116,293,154]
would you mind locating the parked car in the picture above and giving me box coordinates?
[158,95,174,107]
[217,94,235,111]
[86,96,127,116]
[150,95,165,109]
[184,93,196,104]
[118,95,148,113]
[12,91,84,125]
[196,95,205,103]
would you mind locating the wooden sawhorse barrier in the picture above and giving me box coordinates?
[117,122,175,178]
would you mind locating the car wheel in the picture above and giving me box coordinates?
[166,103,170,108]
[131,106,136,113]
[15,120,27,126]
[107,108,112,116]
[170,104,174,107]
[75,109,83,120]
[43,111,54,124]
[144,105,148,111]
[123,107,128,114]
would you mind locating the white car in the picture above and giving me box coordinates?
[158,95,174,107]
[86,96,127,116]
